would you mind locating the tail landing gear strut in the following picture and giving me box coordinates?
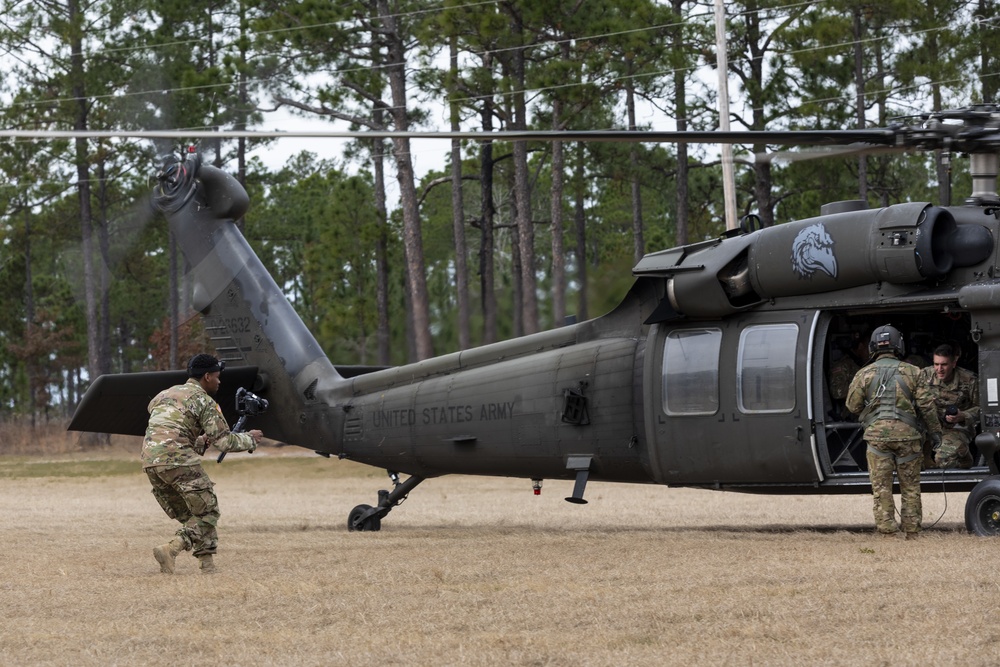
[347,471,425,532]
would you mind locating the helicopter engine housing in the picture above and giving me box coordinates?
[637,202,993,319]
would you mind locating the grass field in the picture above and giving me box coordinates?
[1,437,998,666]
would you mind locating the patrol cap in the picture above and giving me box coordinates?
[187,353,225,377]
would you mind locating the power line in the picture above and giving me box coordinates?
[0,2,991,138]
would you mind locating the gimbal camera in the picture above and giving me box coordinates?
[217,387,269,463]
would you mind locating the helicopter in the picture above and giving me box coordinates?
[64,104,1000,535]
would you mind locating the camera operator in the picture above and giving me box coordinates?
[921,343,979,469]
[141,353,264,574]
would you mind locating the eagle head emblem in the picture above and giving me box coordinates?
[790,223,837,279]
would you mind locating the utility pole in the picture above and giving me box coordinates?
[714,0,738,230]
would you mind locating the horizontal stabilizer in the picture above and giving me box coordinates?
[67,366,260,436]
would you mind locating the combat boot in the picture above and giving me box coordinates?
[198,554,216,574]
[153,536,186,574]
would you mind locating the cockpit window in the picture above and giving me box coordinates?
[737,323,798,413]
[663,328,722,415]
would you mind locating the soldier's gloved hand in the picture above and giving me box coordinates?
[193,435,208,456]
[247,429,263,453]
[931,433,942,451]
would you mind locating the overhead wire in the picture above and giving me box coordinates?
[0,1,995,138]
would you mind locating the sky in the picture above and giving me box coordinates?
[246,107,454,205]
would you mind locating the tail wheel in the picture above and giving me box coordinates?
[964,477,1000,536]
[348,504,382,532]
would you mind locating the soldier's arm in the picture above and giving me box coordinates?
[845,373,866,415]
[964,373,981,424]
[197,398,257,453]
[914,372,943,435]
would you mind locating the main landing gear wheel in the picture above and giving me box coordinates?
[964,477,1000,536]
[348,504,381,532]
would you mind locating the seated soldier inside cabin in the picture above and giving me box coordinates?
[828,333,868,421]
[920,343,980,469]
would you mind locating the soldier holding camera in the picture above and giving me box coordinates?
[141,353,264,574]
[921,343,979,469]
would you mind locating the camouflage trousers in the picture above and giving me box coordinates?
[866,438,922,535]
[934,430,974,470]
[146,464,220,556]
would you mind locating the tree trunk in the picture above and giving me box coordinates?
[70,0,106,445]
[377,0,433,360]
[981,0,998,102]
[574,143,588,322]
[236,0,249,199]
[510,161,523,337]
[23,210,37,427]
[853,6,868,203]
[373,136,391,365]
[96,157,111,374]
[479,101,497,345]
[550,99,566,327]
[672,0,689,246]
[928,34,950,206]
[743,8,774,226]
[874,27,890,208]
[169,232,179,370]
[509,11,537,335]
[626,64,644,262]
[368,37,391,366]
[70,4,98,384]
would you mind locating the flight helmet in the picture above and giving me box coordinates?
[869,324,905,358]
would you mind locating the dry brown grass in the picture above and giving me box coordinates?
[1,444,998,666]
[0,418,86,456]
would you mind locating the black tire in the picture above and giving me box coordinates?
[964,477,1000,536]
[348,504,382,532]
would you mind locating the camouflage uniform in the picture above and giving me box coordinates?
[920,365,979,469]
[828,354,861,420]
[846,353,942,536]
[142,378,257,556]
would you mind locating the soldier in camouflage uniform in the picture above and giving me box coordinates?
[920,343,979,469]
[846,325,941,538]
[828,334,866,420]
[142,354,263,574]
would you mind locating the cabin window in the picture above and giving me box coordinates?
[737,323,798,413]
[663,328,722,415]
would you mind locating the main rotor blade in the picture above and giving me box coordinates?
[757,143,909,164]
[0,127,900,147]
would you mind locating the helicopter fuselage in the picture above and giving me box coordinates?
[68,158,1000,531]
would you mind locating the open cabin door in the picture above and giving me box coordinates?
[645,310,822,487]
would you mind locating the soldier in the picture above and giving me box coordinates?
[921,343,979,469]
[142,353,264,574]
[828,333,866,420]
[846,325,942,538]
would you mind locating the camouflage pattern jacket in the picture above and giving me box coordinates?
[141,378,256,469]
[845,353,942,443]
[828,354,861,401]
[920,365,980,438]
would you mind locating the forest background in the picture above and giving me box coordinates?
[1,0,997,427]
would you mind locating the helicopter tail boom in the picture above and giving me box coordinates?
[150,154,348,447]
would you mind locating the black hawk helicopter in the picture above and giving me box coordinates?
[64,105,1000,535]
